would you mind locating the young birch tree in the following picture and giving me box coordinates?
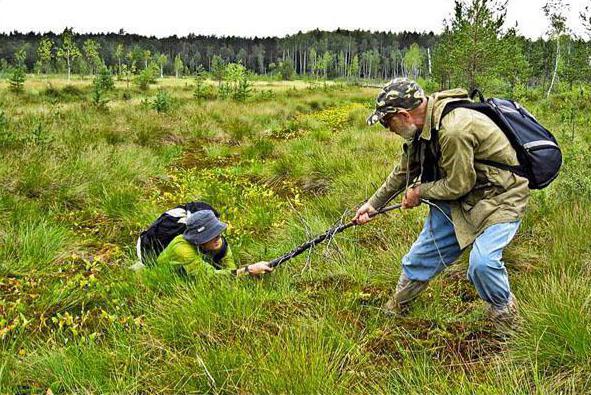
[543,0,570,97]
[174,54,184,79]
[403,43,423,80]
[83,39,102,75]
[157,54,168,78]
[114,43,124,76]
[36,38,53,74]
[57,28,81,81]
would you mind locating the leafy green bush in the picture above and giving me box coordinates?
[224,63,252,101]
[151,89,172,113]
[272,60,295,80]
[135,64,158,91]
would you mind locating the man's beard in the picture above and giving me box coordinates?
[397,122,419,141]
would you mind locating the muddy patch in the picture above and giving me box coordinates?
[179,149,241,170]
[364,318,506,365]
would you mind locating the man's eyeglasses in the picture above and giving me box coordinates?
[379,113,396,129]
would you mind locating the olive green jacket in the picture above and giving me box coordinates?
[368,89,530,248]
[156,234,237,277]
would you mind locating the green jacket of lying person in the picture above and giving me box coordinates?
[150,209,272,277]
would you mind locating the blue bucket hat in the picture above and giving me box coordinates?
[183,210,227,245]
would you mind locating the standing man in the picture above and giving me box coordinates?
[353,78,529,323]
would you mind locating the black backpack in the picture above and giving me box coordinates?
[137,201,219,265]
[441,90,562,190]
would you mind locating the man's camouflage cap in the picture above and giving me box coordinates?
[366,78,425,127]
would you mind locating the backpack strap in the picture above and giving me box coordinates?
[470,88,485,103]
[418,131,442,184]
[473,159,528,178]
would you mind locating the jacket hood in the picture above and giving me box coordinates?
[419,89,470,140]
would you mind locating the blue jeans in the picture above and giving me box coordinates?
[402,202,520,308]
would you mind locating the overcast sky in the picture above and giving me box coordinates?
[0,0,588,39]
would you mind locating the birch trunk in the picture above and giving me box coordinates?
[547,36,560,98]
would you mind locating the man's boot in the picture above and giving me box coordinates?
[383,272,429,314]
[487,292,518,328]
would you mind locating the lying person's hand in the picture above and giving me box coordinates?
[247,261,274,275]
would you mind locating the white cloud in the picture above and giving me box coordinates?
[0,0,588,39]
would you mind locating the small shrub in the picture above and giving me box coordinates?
[136,64,158,91]
[8,66,26,93]
[254,89,275,101]
[233,77,252,102]
[0,110,7,131]
[224,117,253,142]
[417,77,439,94]
[93,66,115,92]
[244,139,275,160]
[274,60,295,80]
[91,84,109,110]
[0,110,16,147]
[193,65,211,102]
[217,82,231,100]
[217,63,253,101]
[43,83,62,101]
[26,122,53,147]
[61,85,84,98]
[151,90,172,113]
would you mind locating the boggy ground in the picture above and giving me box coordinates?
[0,76,590,393]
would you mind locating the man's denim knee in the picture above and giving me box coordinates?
[467,246,493,280]
[402,205,461,282]
[466,222,519,307]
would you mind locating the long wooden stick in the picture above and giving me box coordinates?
[268,203,402,268]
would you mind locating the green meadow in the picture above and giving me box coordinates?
[0,76,590,393]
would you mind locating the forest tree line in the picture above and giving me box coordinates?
[1,0,590,95]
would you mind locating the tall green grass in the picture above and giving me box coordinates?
[1,78,590,393]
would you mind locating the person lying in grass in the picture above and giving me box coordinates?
[156,210,273,277]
